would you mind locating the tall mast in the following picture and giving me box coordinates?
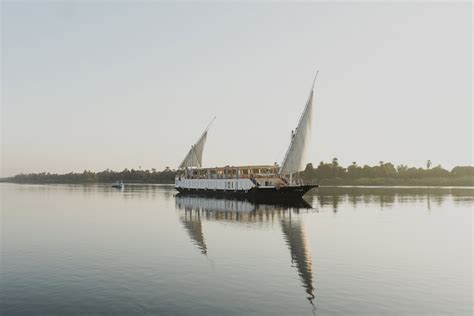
[279,71,318,179]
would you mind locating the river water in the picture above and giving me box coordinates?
[1,184,472,315]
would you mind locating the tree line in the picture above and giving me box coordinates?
[4,167,176,184]
[2,159,473,186]
[299,158,474,186]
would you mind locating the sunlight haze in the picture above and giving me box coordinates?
[1,2,472,177]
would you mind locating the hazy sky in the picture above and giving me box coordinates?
[1,2,472,176]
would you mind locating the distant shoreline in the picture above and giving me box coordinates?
[309,177,474,187]
[3,161,473,187]
[2,179,473,187]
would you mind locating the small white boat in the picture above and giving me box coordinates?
[112,181,124,189]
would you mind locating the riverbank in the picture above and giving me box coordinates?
[314,176,474,187]
[2,177,473,187]
[3,163,473,187]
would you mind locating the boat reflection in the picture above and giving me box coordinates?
[175,194,315,306]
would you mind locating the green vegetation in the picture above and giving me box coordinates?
[4,168,175,184]
[299,159,474,186]
[2,160,473,186]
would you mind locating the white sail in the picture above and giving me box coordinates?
[179,131,207,168]
[279,77,316,175]
[179,117,215,169]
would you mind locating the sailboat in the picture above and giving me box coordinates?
[175,72,319,199]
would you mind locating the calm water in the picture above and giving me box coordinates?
[1,184,472,315]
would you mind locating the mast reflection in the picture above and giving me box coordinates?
[175,194,315,305]
[180,209,207,254]
[281,215,315,304]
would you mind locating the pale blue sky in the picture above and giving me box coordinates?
[1,2,472,176]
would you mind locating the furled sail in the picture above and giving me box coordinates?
[279,73,317,175]
[179,117,215,169]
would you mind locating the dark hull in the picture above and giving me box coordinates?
[175,184,317,202]
[175,192,314,210]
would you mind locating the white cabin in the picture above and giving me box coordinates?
[175,165,290,191]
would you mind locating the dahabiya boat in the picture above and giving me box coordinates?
[175,72,319,200]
